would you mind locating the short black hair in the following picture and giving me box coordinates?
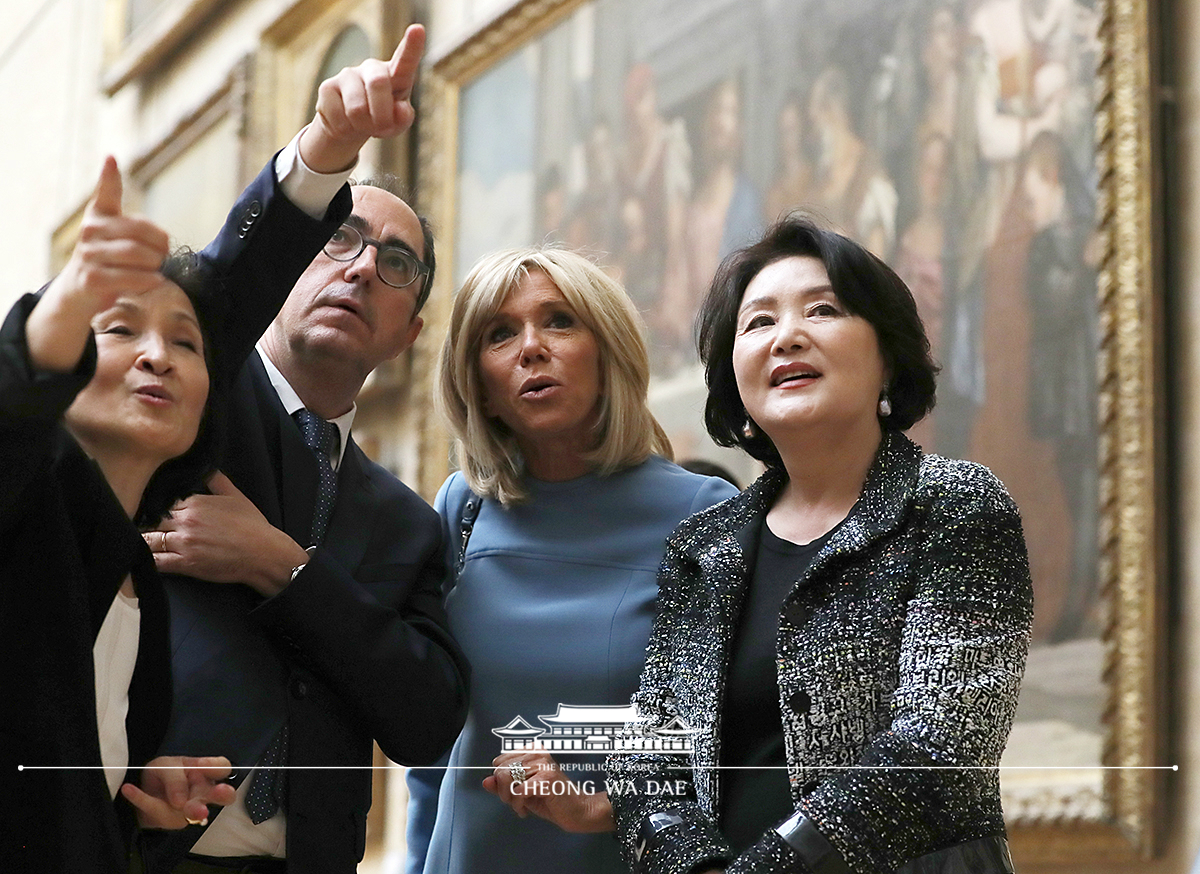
[134,249,228,527]
[351,174,437,313]
[696,214,937,468]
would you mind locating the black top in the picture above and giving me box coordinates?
[718,522,837,852]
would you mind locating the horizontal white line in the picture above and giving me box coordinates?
[16,764,1181,771]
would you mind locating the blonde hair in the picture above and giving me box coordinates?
[438,246,672,505]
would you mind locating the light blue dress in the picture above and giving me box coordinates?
[406,456,736,874]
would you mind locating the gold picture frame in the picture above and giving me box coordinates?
[414,0,1165,863]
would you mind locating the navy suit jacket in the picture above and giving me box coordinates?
[152,174,469,872]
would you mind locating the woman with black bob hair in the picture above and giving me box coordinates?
[606,214,1034,874]
[700,216,937,463]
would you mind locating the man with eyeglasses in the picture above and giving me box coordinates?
[139,24,469,874]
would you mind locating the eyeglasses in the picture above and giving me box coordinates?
[323,223,429,291]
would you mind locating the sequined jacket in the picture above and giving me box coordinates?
[608,433,1033,874]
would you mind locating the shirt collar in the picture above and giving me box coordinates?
[255,344,354,470]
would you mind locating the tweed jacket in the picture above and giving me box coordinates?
[608,433,1033,874]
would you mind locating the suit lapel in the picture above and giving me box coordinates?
[59,441,143,638]
[126,551,172,770]
[279,411,322,547]
[239,356,321,546]
[227,358,287,528]
[801,431,920,585]
[670,482,775,809]
[686,435,920,595]
[322,439,375,570]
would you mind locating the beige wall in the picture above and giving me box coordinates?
[1,0,256,301]
[1,0,107,300]
[0,0,383,302]
[3,0,1198,869]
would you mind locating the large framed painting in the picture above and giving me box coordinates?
[415,0,1165,862]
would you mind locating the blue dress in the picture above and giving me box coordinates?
[407,456,736,874]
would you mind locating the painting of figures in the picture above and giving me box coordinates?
[441,0,1141,837]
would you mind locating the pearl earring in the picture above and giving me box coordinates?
[878,395,892,417]
[742,419,756,439]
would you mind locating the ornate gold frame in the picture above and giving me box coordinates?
[414,0,1166,863]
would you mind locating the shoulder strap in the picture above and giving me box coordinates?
[455,493,483,579]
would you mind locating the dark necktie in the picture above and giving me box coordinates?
[292,408,340,544]
[244,727,288,824]
[244,409,340,824]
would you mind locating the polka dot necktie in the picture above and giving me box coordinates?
[244,726,289,824]
[244,409,340,824]
[292,408,340,544]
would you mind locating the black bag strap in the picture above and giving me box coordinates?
[455,493,483,579]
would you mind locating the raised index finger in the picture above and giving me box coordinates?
[388,24,426,96]
[88,156,124,219]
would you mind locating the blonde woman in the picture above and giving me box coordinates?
[406,248,736,874]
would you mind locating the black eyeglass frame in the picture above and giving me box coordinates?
[323,223,431,292]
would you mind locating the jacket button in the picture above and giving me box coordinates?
[290,679,308,699]
[789,689,811,713]
[236,202,263,238]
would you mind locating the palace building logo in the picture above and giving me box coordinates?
[492,704,695,755]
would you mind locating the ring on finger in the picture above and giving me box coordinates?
[509,761,529,784]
